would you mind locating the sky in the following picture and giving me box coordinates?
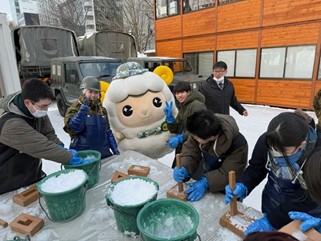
[0,0,12,20]
[44,103,318,212]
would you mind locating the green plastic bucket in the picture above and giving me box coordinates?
[137,198,200,241]
[106,176,159,236]
[63,150,101,189]
[37,169,88,222]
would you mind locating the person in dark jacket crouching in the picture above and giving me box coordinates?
[173,109,248,202]
[64,76,119,158]
[0,79,84,194]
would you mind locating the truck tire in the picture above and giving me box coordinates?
[56,93,68,117]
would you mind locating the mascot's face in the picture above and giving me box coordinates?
[115,91,166,128]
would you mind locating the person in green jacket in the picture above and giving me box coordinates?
[163,81,206,168]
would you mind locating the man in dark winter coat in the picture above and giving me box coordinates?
[163,81,206,168]
[173,109,248,202]
[64,76,119,158]
[199,61,248,116]
[0,79,84,194]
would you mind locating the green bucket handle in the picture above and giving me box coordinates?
[106,198,155,219]
[60,160,102,173]
[38,182,88,223]
[140,233,201,241]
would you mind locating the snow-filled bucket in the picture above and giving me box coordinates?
[105,176,159,236]
[137,198,200,241]
[63,150,101,189]
[37,169,88,222]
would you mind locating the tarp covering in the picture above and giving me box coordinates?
[14,26,79,67]
[78,31,137,62]
[0,150,262,240]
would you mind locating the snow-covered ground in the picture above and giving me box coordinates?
[45,103,317,212]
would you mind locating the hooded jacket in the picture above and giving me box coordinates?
[0,92,72,194]
[180,114,248,192]
[167,90,206,137]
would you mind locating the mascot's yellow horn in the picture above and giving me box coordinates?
[100,81,110,102]
[153,65,174,85]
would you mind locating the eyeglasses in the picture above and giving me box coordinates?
[30,100,51,111]
[213,70,226,73]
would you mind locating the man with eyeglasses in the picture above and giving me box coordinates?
[0,79,87,194]
[199,61,248,116]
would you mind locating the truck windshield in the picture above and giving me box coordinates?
[79,62,122,78]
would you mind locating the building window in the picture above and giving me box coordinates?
[156,0,180,19]
[217,50,235,77]
[285,46,315,79]
[260,47,285,78]
[260,45,315,79]
[218,0,243,6]
[184,51,214,77]
[183,0,215,13]
[217,49,257,78]
[235,49,257,77]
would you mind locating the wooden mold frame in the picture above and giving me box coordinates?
[9,213,44,236]
[111,170,129,183]
[127,164,150,177]
[166,154,188,201]
[219,171,254,239]
[13,186,39,207]
[279,220,321,241]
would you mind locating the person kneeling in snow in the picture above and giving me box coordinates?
[174,109,248,201]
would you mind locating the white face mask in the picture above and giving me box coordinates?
[214,76,224,82]
[32,109,48,118]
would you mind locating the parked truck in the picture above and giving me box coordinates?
[12,25,79,86]
[50,56,122,117]
[127,56,204,92]
[78,30,137,62]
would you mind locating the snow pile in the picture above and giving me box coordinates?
[110,178,158,206]
[39,170,87,193]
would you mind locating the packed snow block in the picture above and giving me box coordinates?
[111,170,129,184]
[0,218,8,228]
[279,220,321,241]
[9,213,44,236]
[127,165,150,177]
[13,186,39,207]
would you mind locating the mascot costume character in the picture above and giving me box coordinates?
[103,62,178,159]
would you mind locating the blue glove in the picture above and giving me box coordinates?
[80,98,90,113]
[66,148,78,156]
[167,133,184,149]
[163,101,175,123]
[184,177,208,202]
[289,211,321,233]
[68,156,91,165]
[244,215,275,236]
[225,182,248,204]
[106,128,119,155]
[173,166,189,183]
